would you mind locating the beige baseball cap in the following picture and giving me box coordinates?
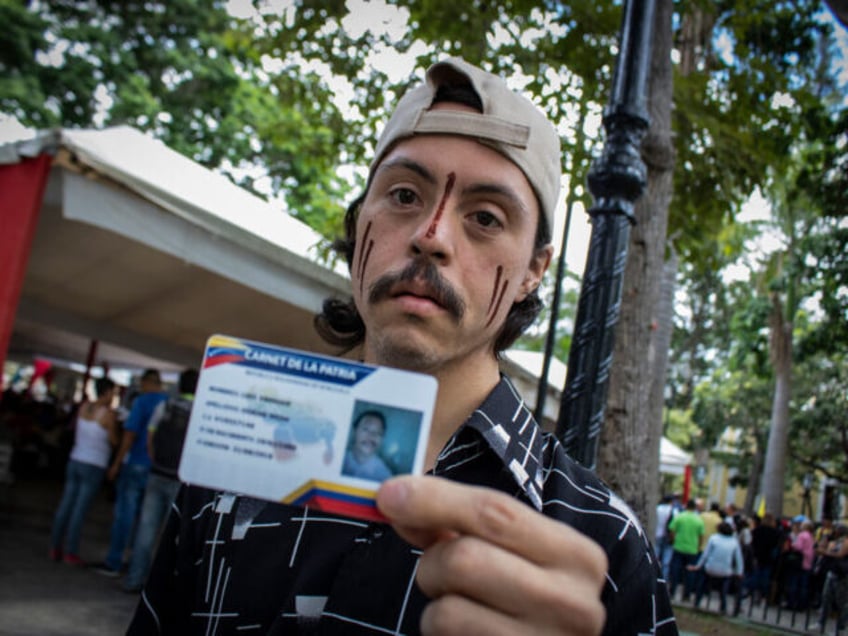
[370,57,562,235]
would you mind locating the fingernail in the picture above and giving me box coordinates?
[377,478,408,514]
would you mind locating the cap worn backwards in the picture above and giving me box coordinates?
[370,57,562,236]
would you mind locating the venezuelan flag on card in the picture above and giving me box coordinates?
[179,335,437,522]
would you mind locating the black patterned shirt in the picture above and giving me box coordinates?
[127,375,678,635]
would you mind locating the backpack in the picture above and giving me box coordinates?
[151,396,193,478]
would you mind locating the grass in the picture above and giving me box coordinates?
[675,606,797,635]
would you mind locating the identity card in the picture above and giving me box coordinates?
[178,335,438,522]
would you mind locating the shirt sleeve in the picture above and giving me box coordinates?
[122,396,147,433]
[600,535,678,636]
[541,444,679,635]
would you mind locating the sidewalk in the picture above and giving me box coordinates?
[0,476,137,636]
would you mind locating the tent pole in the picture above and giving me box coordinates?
[80,339,99,402]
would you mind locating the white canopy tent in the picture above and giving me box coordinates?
[659,436,692,475]
[2,126,350,374]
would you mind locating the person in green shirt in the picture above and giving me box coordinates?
[668,499,706,600]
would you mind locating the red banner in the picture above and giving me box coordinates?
[0,153,53,371]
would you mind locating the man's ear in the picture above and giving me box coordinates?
[516,244,553,302]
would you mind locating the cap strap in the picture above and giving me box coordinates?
[413,110,530,149]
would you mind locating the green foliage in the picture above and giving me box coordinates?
[795,224,848,359]
[669,0,837,270]
[0,0,352,231]
[0,1,49,122]
[688,365,772,488]
[691,367,771,448]
[789,351,848,484]
[727,288,771,375]
[664,406,700,451]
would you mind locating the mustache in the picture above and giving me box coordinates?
[368,258,466,322]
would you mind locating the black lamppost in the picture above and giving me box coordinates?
[556,0,656,469]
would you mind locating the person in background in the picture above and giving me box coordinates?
[816,524,848,632]
[734,516,754,607]
[49,377,118,565]
[700,501,723,545]
[724,502,740,531]
[811,516,835,608]
[750,513,782,604]
[655,494,676,581]
[688,521,744,613]
[815,517,835,546]
[785,517,815,610]
[122,369,198,593]
[668,498,705,601]
[94,368,167,577]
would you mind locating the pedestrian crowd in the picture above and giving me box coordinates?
[655,494,848,631]
[1,365,197,596]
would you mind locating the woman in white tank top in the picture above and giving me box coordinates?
[50,377,118,565]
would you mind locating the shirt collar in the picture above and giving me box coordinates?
[458,375,547,511]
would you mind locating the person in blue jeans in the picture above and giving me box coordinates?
[688,521,744,613]
[50,377,118,565]
[94,369,167,576]
[123,368,197,592]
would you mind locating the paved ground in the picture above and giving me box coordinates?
[0,476,137,636]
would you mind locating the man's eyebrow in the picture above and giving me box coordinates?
[374,158,437,184]
[462,183,531,215]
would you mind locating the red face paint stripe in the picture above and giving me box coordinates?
[425,172,456,239]
[357,221,373,276]
[359,239,374,294]
[486,280,509,328]
[488,266,503,313]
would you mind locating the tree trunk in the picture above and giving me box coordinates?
[761,293,793,516]
[744,443,763,515]
[596,0,675,528]
[646,247,678,536]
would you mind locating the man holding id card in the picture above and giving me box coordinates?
[129,57,677,635]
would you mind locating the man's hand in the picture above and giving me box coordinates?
[376,475,607,636]
[107,462,120,481]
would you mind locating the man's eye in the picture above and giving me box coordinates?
[390,188,417,205]
[473,211,502,228]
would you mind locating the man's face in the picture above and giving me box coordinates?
[353,131,551,373]
[353,414,385,458]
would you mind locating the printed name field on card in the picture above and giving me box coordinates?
[178,335,437,522]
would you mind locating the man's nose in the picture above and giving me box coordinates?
[410,182,458,261]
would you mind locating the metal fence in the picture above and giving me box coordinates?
[675,589,845,634]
